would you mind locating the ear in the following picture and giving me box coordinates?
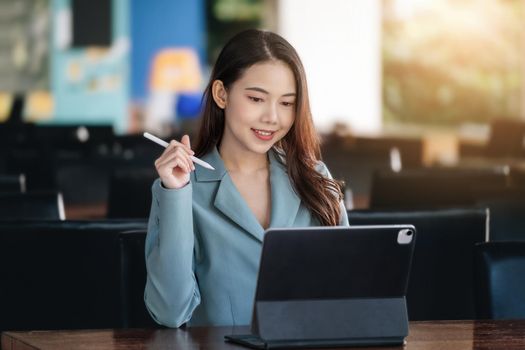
[211,80,228,109]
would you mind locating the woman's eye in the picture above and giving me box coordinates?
[248,96,263,102]
[281,101,295,107]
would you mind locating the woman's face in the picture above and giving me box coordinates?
[217,60,296,156]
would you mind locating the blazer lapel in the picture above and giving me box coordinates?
[195,148,265,242]
[194,147,302,241]
[214,175,265,242]
[269,150,301,228]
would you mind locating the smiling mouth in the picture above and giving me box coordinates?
[251,128,278,141]
[251,128,276,136]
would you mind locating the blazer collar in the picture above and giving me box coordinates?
[195,147,301,242]
[194,147,227,182]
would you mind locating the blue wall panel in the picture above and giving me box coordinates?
[51,0,130,133]
[130,0,206,100]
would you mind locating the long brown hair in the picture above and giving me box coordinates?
[195,29,342,226]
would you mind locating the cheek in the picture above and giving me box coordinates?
[226,99,255,125]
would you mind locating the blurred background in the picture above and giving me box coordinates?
[2,0,525,331]
[1,0,525,216]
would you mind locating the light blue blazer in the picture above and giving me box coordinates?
[144,147,349,327]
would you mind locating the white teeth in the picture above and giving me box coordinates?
[253,129,273,136]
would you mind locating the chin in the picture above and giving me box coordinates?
[245,141,275,155]
[250,144,273,154]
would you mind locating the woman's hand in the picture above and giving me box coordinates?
[154,135,195,189]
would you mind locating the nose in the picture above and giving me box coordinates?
[261,103,278,124]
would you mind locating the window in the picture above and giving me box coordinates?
[383,0,525,126]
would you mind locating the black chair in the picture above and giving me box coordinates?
[352,135,423,168]
[459,118,525,159]
[370,167,509,209]
[55,160,111,206]
[485,118,525,158]
[6,148,58,192]
[474,242,525,319]
[322,133,423,200]
[118,230,158,328]
[477,197,525,241]
[510,165,525,187]
[0,174,26,193]
[111,133,163,165]
[0,123,36,149]
[0,192,65,220]
[0,220,147,331]
[31,125,115,153]
[348,208,487,320]
[323,147,394,198]
[107,168,158,218]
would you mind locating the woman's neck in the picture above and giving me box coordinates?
[219,142,269,174]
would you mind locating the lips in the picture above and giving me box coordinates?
[251,128,276,141]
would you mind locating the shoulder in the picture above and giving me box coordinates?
[315,161,333,179]
[271,148,334,180]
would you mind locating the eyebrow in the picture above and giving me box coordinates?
[245,87,296,97]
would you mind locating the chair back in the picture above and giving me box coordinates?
[0,220,147,331]
[118,230,158,328]
[370,167,508,209]
[0,191,65,220]
[477,197,525,241]
[475,242,525,319]
[348,207,487,320]
[107,168,158,218]
[0,174,25,193]
[486,118,525,158]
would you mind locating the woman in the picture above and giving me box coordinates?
[145,29,349,328]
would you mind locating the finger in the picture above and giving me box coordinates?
[180,136,195,170]
[168,139,193,155]
[155,151,176,170]
[157,152,183,171]
[187,156,195,171]
[157,144,189,165]
[159,156,190,175]
[171,157,191,174]
[166,140,183,152]
[176,147,195,171]
[159,150,193,173]
[156,148,176,166]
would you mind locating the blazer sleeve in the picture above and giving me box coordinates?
[144,178,201,327]
[316,161,350,227]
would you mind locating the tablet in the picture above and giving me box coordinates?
[226,225,416,349]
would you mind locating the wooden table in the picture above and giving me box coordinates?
[65,203,107,220]
[2,320,525,350]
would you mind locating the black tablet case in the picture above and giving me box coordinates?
[226,225,416,349]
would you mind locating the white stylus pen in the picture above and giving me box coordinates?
[143,132,215,170]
